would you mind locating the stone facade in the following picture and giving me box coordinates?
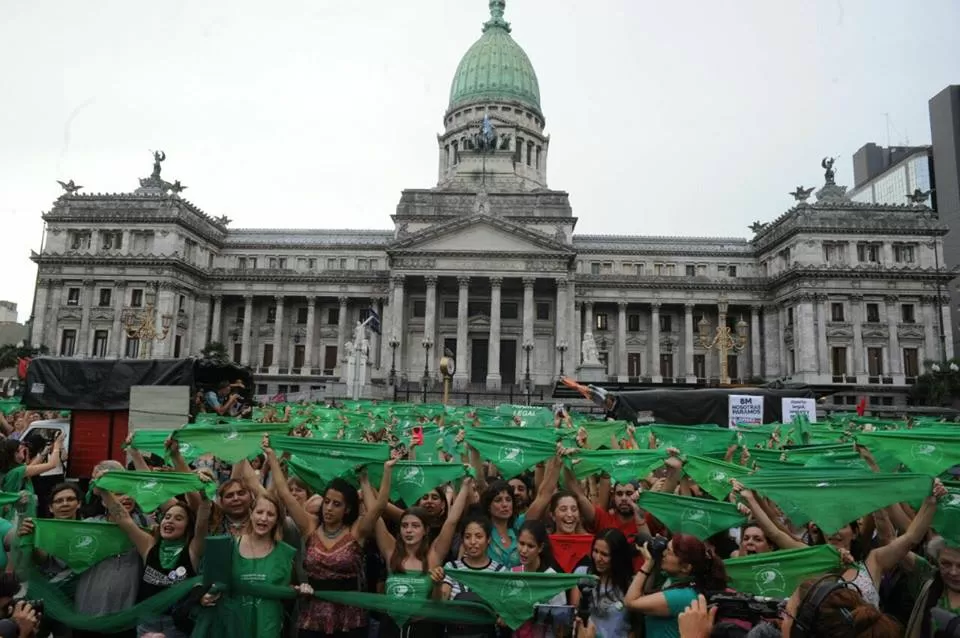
[28,2,955,400]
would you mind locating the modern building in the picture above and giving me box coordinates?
[849,143,935,209]
[29,1,955,405]
[930,85,960,357]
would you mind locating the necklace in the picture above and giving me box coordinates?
[322,525,345,539]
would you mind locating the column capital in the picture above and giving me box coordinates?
[849,293,864,302]
[574,301,582,310]
[522,277,536,289]
[243,293,254,301]
[685,302,696,310]
[274,294,285,303]
[338,296,349,306]
[884,294,900,304]
[650,301,661,310]
[814,293,829,303]
[940,295,951,306]
[555,276,568,286]
[115,280,129,290]
[617,301,628,310]
[424,275,438,286]
[750,304,762,313]
[457,275,471,288]
[919,295,936,305]
[49,279,63,289]
[212,294,222,301]
[81,279,95,288]
[371,295,386,304]
[489,276,503,288]
[391,274,406,288]
[305,294,317,303]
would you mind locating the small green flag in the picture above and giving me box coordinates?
[856,430,960,476]
[92,470,216,511]
[637,491,747,540]
[175,423,290,463]
[724,545,842,598]
[650,425,736,456]
[270,435,390,483]
[579,421,629,449]
[465,428,560,479]
[566,449,667,483]
[741,472,932,534]
[367,461,469,507]
[445,568,595,629]
[33,519,134,572]
[933,483,960,546]
[682,455,753,500]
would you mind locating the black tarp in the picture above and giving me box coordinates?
[24,358,253,411]
[613,386,815,426]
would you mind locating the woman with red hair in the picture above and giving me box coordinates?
[624,533,729,638]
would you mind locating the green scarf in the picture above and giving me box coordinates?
[91,470,216,511]
[682,455,753,500]
[495,405,554,428]
[740,472,932,534]
[444,568,595,628]
[933,483,960,546]
[127,429,204,463]
[269,435,390,483]
[465,428,560,479]
[32,519,134,572]
[856,430,960,476]
[724,545,842,598]
[159,539,187,570]
[384,573,434,626]
[367,461,470,506]
[285,455,330,494]
[579,420,630,449]
[781,444,854,464]
[637,492,747,540]
[175,422,291,463]
[650,425,737,456]
[735,426,778,450]
[566,449,667,483]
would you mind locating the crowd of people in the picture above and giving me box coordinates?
[0,398,954,638]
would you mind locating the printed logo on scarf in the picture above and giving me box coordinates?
[387,580,414,598]
[910,443,942,464]
[499,578,533,605]
[709,471,728,483]
[498,446,524,467]
[754,568,786,596]
[140,480,161,492]
[69,534,99,561]
[944,493,960,509]
[681,508,711,533]
[398,466,425,487]
[221,429,241,441]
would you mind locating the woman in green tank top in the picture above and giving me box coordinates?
[363,477,474,636]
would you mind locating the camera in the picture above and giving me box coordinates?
[533,604,575,627]
[647,535,669,560]
[10,598,43,616]
[577,583,594,624]
[705,592,782,624]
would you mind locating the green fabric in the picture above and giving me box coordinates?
[285,455,331,494]
[32,519,134,573]
[0,399,22,415]
[682,455,753,500]
[465,427,560,479]
[579,420,629,449]
[231,539,296,637]
[128,429,204,463]
[650,425,736,456]
[856,430,960,476]
[932,483,960,546]
[566,449,667,483]
[159,539,187,570]
[175,422,290,463]
[91,470,216,511]
[270,435,390,483]
[368,461,469,506]
[385,572,434,626]
[495,405,554,428]
[444,568,594,629]
[724,545,842,598]
[735,427,778,449]
[636,492,747,540]
[741,472,932,534]
[781,444,853,464]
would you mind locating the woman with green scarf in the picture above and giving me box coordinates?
[100,475,213,638]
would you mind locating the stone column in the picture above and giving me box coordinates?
[762,304,780,378]
[684,303,695,381]
[336,296,349,379]
[241,294,254,367]
[184,294,199,356]
[79,280,94,357]
[424,276,438,348]
[650,302,662,382]
[109,282,127,357]
[574,302,582,365]
[796,295,817,376]
[815,296,828,377]
[370,297,383,370]
[584,302,594,335]
[304,296,317,372]
[778,305,788,374]
[566,279,576,374]
[45,282,63,350]
[272,295,285,372]
[941,295,954,362]
[392,275,406,379]
[210,295,223,344]
[487,277,502,390]
[851,294,865,378]
[454,276,470,388]
[617,301,628,381]
[921,296,938,363]
[884,295,901,378]
[30,280,49,347]
[555,277,568,377]
[522,278,535,344]
[750,305,762,378]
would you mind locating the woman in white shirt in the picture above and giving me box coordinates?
[512,520,567,638]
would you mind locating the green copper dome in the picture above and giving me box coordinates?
[448,1,541,113]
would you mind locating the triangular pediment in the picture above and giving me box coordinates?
[390,215,572,254]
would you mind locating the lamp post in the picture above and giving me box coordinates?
[388,335,400,386]
[122,304,171,359]
[421,337,433,395]
[556,340,568,377]
[439,350,455,406]
[522,340,535,404]
[698,312,748,385]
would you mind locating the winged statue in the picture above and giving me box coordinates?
[906,188,932,204]
[748,220,768,234]
[789,186,814,202]
[169,180,188,195]
[57,180,83,195]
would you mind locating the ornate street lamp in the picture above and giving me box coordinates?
[421,337,433,392]
[122,304,172,359]
[556,340,568,377]
[522,340,535,403]
[698,313,748,385]
[388,335,400,386]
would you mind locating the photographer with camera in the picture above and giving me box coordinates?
[624,533,729,638]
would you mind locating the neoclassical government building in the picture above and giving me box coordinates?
[30,1,954,401]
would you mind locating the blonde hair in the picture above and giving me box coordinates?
[247,492,287,542]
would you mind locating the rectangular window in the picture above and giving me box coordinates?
[131,289,144,308]
[327,258,338,270]
[501,302,519,320]
[903,348,919,378]
[867,347,884,376]
[685,265,696,277]
[444,338,457,362]
[857,243,881,263]
[236,306,246,323]
[831,347,847,376]
[602,262,613,274]
[628,314,640,332]
[727,355,739,380]
[69,230,92,250]
[694,354,706,379]
[866,303,880,323]
[830,302,845,322]
[590,263,601,275]
[728,265,737,277]
[327,308,339,325]
[654,264,663,276]
[60,329,77,357]
[233,342,242,363]
[536,302,550,321]
[468,301,490,317]
[659,314,673,333]
[277,257,287,269]
[340,258,347,269]
[256,384,268,395]
[370,259,379,270]
[269,257,278,269]
[622,262,633,275]
[787,307,794,326]
[67,288,80,306]
[297,258,307,270]
[238,257,247,270]
[901,304,915,323]
[178,295,185,312]
[357,259,369,270]
[413,300,426,318]
[262,344,274,367]
[628,353,642,377]
[293,345,305,369]
[92,330,108,358]
[98,289,112,307]
[443,301,459,318]
[173,334,182,358]
[296,308,308,324]
[595,313,609,331]
[125,337,140,359]
[308,258,317,269]
[278,385,288,395]
[266,307,277,324]
[665,264,676,276]
[660,354,674,379]
[893,244,915,263]
[289,385,300,394]
[823,242,845,263]
[635,263,644,276]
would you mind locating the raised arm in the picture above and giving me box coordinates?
[867,480,944,577]
[354,459,396,542]
[430,477,473,567]
[526,455,562,522]
[101,490,156,561]
[189,476,214,570]
[732,481,806,550]
[263,442,316,537]
[361,478,396,561]
[23,435,63,479]
[564,465,596,529]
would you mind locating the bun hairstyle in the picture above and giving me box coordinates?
[670,533,729,592]
[793,577,902,638]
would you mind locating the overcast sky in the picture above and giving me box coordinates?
[2,0,959,322]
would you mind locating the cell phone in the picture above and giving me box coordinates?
[533,604,575,626]
[553,402,565,416]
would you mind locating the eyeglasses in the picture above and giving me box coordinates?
[51,496,78,505]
